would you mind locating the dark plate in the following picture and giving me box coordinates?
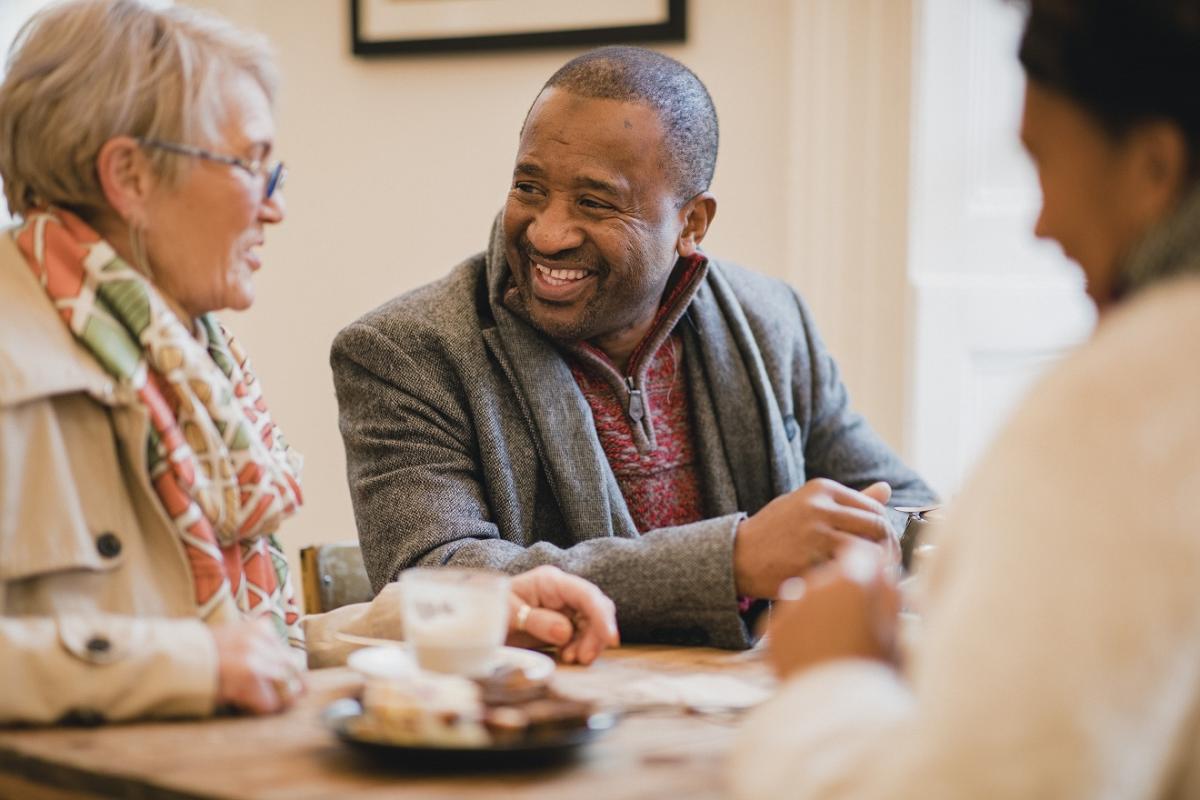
[323,698,618,771]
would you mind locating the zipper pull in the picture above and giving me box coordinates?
[625,376,644,422]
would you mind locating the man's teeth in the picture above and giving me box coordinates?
[535,263,589,284]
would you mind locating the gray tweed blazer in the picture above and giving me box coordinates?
[332,220,935,649]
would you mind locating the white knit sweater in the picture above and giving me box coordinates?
[730,276,1200,799]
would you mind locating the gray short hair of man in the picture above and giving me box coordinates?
[0,0,278,219]
[534,46,719,205]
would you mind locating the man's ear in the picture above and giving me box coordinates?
[95,136,155,224]
[1126,120,1189,228]
[677,192,717,258]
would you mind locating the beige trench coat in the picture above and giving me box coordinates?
[0,235,217,723]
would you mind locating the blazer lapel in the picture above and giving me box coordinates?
[484,309,638,540]
[687,267,799,513]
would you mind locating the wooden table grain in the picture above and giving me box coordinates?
[0,645,773,800]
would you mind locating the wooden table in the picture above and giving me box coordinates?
[0,645,774,800]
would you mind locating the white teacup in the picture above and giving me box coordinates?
[398,567,510,677]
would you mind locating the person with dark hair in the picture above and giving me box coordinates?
[332,46,935,651]
[731,1,1200,796]
[539,46,720,203]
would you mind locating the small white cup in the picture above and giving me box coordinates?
[398,568,511,677]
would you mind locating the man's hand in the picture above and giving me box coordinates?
[212,619,305,715]
[766,541,901,680]
[506,565,620,665]
[733,478,895,598]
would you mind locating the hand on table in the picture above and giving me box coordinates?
[212,618,305,715]
[765,540,901,680]
[506,565,619,665]
[733,478,898,598]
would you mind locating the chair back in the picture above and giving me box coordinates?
[299,541,374,614]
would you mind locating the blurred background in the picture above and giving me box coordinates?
[0,0,1095,588]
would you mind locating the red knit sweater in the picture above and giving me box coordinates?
[569,333,703,532]
[564,254,710,533]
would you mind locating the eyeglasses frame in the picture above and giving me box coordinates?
[136,137,286,200]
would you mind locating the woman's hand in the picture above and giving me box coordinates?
[766,541,901,680]
[506,565,619,665]
[212,618,305,714]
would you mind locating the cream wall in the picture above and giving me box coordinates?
[183,0,914,587]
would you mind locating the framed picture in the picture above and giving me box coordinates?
[350,0,686,56]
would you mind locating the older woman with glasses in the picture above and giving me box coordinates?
[731,0,1200,797]
[0,0,616,725]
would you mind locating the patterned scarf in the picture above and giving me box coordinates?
[14,207,304,646]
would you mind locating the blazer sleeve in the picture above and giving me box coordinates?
[332,321,753,650]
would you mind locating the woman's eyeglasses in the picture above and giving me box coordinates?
[136,137,286,200]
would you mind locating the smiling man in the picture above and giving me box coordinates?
[332,47,935,649]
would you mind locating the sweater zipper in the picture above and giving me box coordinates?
[625,375,645,424]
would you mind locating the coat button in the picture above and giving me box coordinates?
[96,532,122,559]
[86,636,111,655]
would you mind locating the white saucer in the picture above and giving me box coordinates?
[347,644,555,682]
[346,644,419,681]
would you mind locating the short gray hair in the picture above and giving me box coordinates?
[0,0,278,218]
[538,46,719,203]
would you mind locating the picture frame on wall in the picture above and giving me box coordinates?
[350,0,686,56]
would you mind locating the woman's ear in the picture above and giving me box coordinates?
[1127,120,1189,226]
[677,192,717,258]
[95,136,155,224]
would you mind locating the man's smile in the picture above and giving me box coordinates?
[529,259,597,303]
